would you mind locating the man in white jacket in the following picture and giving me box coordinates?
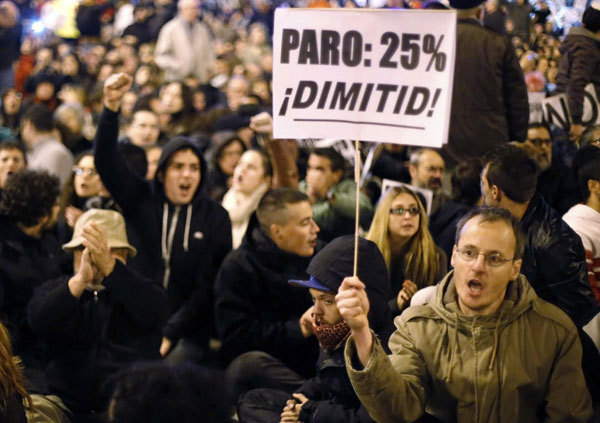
[154,0,214,83]
[563,145,600,305]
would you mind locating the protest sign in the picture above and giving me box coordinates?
[528,92,545,124]
[541,94,571,130]
[582,83,600,126]
[273,9,456,147]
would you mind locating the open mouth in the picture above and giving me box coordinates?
[467,279,483,293]
[179,184,191,195]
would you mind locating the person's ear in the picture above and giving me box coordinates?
[510,258,522,281]
[332,169,343,183]
[269,222,281,241]
[589,179,600,195]
[491,184,501,202]
[450,245,457,268]
[157,170,164,183]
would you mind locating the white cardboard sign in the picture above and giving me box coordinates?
[273,8,456,147]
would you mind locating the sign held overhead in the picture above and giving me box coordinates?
[273,9,456,147]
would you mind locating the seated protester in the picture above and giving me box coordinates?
[409,148,448,215]
[215,188,321,393]
[366,186,447,316]
[563,145,600,304]
[481,144,598,328]
[27,209,167,422]
[517,123,580,215]
[0,140,26,194]
[0,170,62,391]
[20,104,74,188]
[481,144,600,404]
[205,132,246,202]
[238,236,394,423]
[0,320,32,423]
[299,148,374,242]
[60,152,102,232]
[95,73,232,365]
[369,143,410,184]
[429,157,484,260]
[222,149,272,249]
[338,207,593,423]
[108,362,234,423]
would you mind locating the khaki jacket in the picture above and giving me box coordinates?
[346,272,593,423]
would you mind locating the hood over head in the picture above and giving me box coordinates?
[154,136,207,200]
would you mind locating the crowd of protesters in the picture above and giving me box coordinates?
[0,0,599,421]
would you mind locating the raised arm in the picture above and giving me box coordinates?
[94,73,151,214]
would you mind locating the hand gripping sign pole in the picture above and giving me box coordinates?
[273,8,456,274]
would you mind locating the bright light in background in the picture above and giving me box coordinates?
[31,20,45,34]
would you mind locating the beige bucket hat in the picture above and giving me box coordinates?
[62,209,137,257]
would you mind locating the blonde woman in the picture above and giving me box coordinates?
[367,186,447,315]
[0,321,31,422]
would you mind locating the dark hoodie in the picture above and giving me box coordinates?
[94,108,232,348]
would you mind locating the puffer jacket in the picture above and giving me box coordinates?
[520,194,599,328]
[94,108,232,348]
[556,26,600,124]
[443,18,528,165]
[346,271,593,423]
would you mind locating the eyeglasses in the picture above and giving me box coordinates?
[455,247,515,267]
[389,207,420,216]
[529,137,552,146]
[73,167,97,176]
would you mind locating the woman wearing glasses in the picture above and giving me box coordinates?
[60,152,102,230]
[367,186,447,315]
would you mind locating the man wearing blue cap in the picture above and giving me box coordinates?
[442,0,528,167]
[237,235,394,423]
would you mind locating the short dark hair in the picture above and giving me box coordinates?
[528,122,551,136]
[573,145,600,201]
[451,157,484,206]
[256,188,309,233]
[311,148,345,173]
[22,104,55,133]
[484,144,538,203]
[109,362,233,423]
[0,140,25,159]
[455,206,525,259]
[0,169,60,227]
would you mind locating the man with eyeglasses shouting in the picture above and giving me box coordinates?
[336,206,593,423]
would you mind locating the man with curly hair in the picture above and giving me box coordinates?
[0,169,63,391]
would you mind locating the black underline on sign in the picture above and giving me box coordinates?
[293,118,425,130]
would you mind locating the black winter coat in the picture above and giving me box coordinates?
[520,194,599,328]
[94,108,232,347]
[0,217,63,365]
[215,217,320,377]
[443,18,528,165]
[297,347,375,423]
[27,261,167,416]
[556,26,600,124]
